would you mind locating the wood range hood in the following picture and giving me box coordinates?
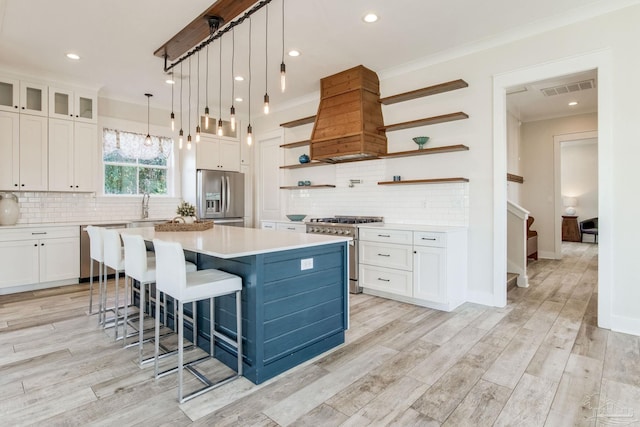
[310,65,387,163]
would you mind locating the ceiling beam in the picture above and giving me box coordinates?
[154,0,258,61]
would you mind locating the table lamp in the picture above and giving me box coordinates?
[563,197,578,215]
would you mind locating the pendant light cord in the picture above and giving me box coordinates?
[248,17,252,125]
[180,62,183,129]
[231,28,235,105]
[219,38,222,120]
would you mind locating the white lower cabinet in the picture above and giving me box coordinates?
[413,246,446,303]
[0,226,79,292]
[359,226,467,311]
[261,220,306,233]
[276,222,306,233]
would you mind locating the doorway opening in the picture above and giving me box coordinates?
[493,50,613,329]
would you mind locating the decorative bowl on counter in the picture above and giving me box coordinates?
[286,214,307,222]
[412,136,430,150]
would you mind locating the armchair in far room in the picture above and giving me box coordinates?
[580,217,598,243]
[527,216,538,261]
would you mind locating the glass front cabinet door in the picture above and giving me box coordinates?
[49,88,97,123]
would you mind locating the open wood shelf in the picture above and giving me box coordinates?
[507,173,524,184]
[378,112,469,132]
[280,162,329,170]
[280,139,311,149]
[381,144,469,159]
[378,177,469,185]
[379,79,468,105]
[280,184,336,189]
[280,116,316,128]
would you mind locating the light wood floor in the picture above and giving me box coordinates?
[2,242,639,426]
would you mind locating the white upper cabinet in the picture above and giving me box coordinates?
[48,119,96,192]
[49,87,97,123]
[0,77,47,116]
[0,111,20,190]
[196,136,241,172]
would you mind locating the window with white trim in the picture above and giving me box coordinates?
[102,128,173,195]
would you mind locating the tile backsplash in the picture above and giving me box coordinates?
[10,192,182,224]
[285,161,469,225]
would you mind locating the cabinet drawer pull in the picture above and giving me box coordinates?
[421,237,437,241]
[377,277,390,282]
[377,234,391,238]
[31,232,47,235]
[377,253,391,257]
[287,227,295,230]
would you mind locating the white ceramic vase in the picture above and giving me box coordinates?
[0,193,20,226]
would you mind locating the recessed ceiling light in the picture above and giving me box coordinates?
[235,97,243,102]
[363,13,378,23]
[66,53,80,60]
[568,101,578,106]
[288,50,300,57]
[165,78,175,85]
[234,76,244,81]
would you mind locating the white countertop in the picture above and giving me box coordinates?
[120,225,349,259]
[357,223,467,233]
[0,218,170,230]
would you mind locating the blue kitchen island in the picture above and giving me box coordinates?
[120,225,349,384]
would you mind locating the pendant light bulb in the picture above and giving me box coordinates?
[196,125,201,142]
[217,119,223,136]
[145,134,152,146]
[230,106,236,131]
[179,129,184,149]
[263,93,270,115]
[280,62,286,92]
[247,124,253,146]
[170,112,175,132]
[187,134,192,150]
[204,107,210,129]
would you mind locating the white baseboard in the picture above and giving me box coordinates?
[539,250,558,259]
[0,278,80,295]
[466,290,499,307]
[611,314,640,337]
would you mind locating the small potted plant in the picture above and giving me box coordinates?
[176,201,196,223]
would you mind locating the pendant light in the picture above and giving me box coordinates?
[205,44,210,129]
[247,17,253,146]
[179,63,184,149]
[263,5,270,115]
[170,73,175,131]
[195,51,201,142]
[217,38,223,136]
[144,93,153,146]
[280,0,286,92]
[230,27,236,132]
[187,57,192,150]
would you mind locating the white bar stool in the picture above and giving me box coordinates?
[103,229,127,340]
[85,226,105,321]
[152,238,243,403]
[121,233,196,365]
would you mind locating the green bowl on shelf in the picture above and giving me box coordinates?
[286,214,307,222]
[413,136,430,150]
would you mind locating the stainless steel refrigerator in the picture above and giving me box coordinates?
[196,169,245,227]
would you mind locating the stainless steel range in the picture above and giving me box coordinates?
[306,216,383,294]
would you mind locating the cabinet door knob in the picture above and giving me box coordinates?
[21,106,25,109]
[14,183,18,187]
[34,243,38,247]
[14,105,18,109]
[41,243,44,246]
[70,185,74,188]
[21,184,25,187]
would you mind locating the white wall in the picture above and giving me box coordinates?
[561,140,598,221]
[253,4,640,334]
[521,113,597,256]
[506,111,522,203]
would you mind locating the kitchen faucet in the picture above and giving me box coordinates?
[142,192,150,219]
